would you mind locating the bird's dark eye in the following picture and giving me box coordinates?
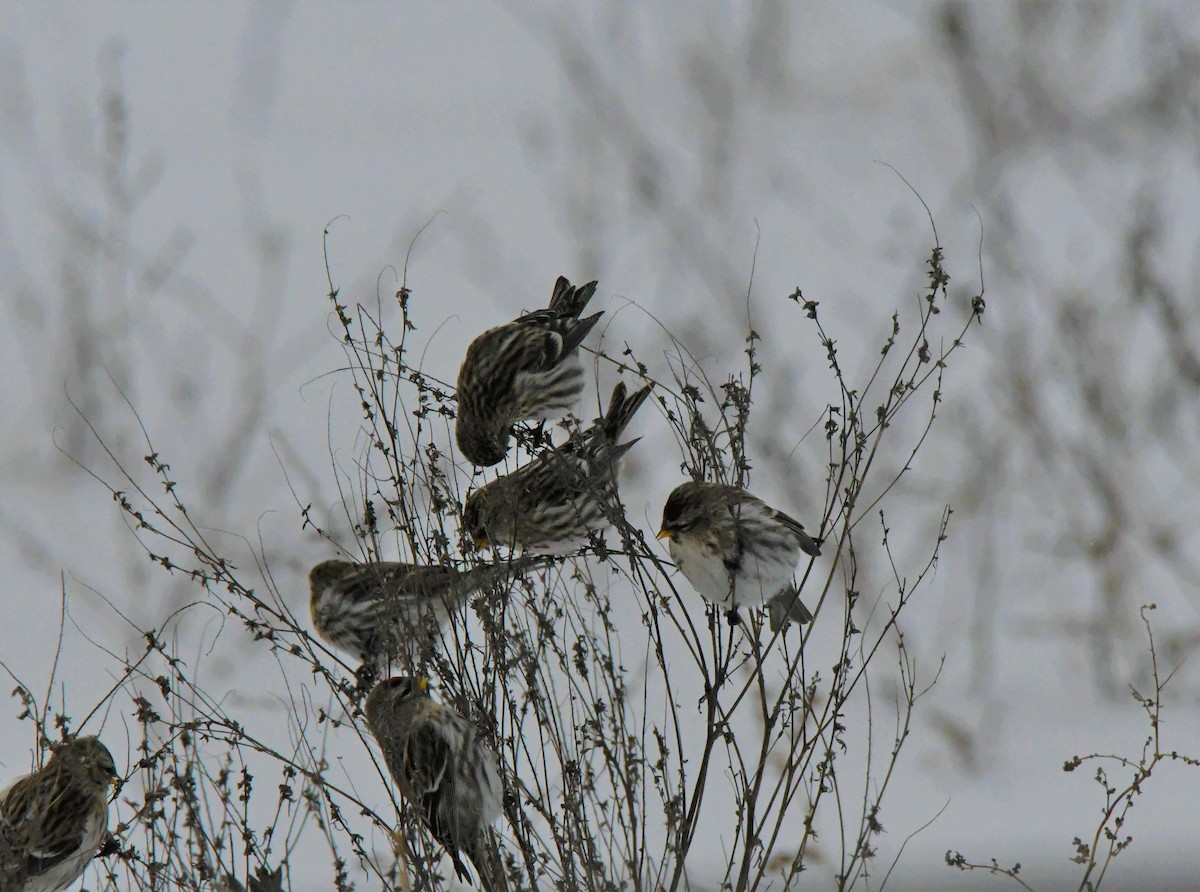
[386,677,416,697]
[662,498,696,532]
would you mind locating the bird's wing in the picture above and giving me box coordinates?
[403,718,474,878]
[512,286,602,370]
[371,566,473,631]
[403,719,455,824]
[716,493,756,560]
[770,509,823,556]
[513,320,570,372]
[770,509,807,537]
[725,490,822,556]
[2,770,94,871]
[387,565,460,598]
[333,566,394,604]
[340,564,459,605]
[515,447,585,501]
[460,558,537,594]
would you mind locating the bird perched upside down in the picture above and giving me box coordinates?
[463,381,652,555]
[365,677,505,891]
[456,275,603,467]
[0,735,119,892]
[657,481,822,631]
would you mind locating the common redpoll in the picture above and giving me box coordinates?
[217,865,286,892]
[657,482,822,630]
[462,381,652,554]
[455,276,603,467]
[308,557,538,672]
[365,677,504,892]
[0,735,118,892]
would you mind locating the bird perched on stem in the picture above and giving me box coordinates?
[456,276,603,467]
[463,381,652,555]
[0,735,119,892]
[366,677,505,892]
[309,557,539,676]
[218,865,286,892]
[657,481,823,630]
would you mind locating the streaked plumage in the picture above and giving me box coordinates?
[456,276,603,467]
[218,865,286,892]
[657,482,822,630]
[463,381,652,555]
[366,677,504,891]
[0,736,118,892]
[309,558,536,672]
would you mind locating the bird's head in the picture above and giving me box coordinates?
[309,559,353,593]
[367,674,429,707]
[365,676,432,730]
[657,483,708,542]
[391,676,429,697]
[55,736,119,791]
[456,421,510,469]
[462,491,492,550]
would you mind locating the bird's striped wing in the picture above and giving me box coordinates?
[770,509,823,556]
[1,768,94,872]
[403,719,474,881]
[403,719,454,828]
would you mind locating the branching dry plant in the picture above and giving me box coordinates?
[945,605,1200,892]
[8,218,982,891]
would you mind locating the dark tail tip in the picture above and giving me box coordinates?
[768,590,813,632]
[548,276,599,318]
[603,382,652,440]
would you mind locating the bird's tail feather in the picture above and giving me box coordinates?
[798,530,823,558]
[547,276,599,320]
[464,832,508,892]
[768,587,813,632]
[601,381,652,442]
[559,311,604,356]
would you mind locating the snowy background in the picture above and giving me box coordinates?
[2,2,1200,889]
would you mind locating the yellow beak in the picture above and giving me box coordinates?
[656,528,673,541]
[417,677,430,691]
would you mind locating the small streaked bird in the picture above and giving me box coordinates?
[0,735,118,892]
[463,381,652,555]
[366,677,504,892]
[309,558,537,673]
[657,482,823,630]
[455,276,603,467]
[218,865,286,892]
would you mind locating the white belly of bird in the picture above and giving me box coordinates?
[669,535,797,609]
[473,747,503,826]
[732,547,798,607]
